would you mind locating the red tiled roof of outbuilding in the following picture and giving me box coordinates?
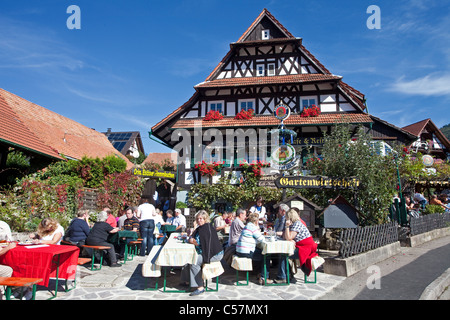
[0,88,133,168]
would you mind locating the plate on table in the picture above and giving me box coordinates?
[17,241,34,246]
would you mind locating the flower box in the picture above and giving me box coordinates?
[234,109,255,120]
[204,110,224,121]
[300,105,321,117]
[194,161,224,177]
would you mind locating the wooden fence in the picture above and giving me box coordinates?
[338,222,399,258]
[410,212,450,236]
[80,188,98,212]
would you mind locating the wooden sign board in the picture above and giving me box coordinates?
[275,175,361,189]
[132,168,176,180]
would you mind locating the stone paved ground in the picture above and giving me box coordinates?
[29,255,345,301]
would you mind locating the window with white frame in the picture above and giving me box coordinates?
[262,29,270,40]
[301,97,317,110]
[239,99,254,111]
[256,64,264,77]
[209,101,223,113]
[267,63,276,76]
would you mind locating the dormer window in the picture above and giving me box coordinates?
[256,64,265,77]
[301,97,317,110]
[239,99,254,111]
[256,63,276,76]
[209,101,223,113]
[267,63,276,76]
[262,29,270,40]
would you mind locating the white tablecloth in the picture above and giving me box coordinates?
[155,233,199,267]
[259,239,295,255]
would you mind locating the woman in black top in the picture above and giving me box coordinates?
[180,210,223,296]
[86,211,120,267]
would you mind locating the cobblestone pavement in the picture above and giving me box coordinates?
[30,255,345,301]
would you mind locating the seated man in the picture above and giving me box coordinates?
[119,207,140,257]
[173,209,186,232]
[223,208,246,265]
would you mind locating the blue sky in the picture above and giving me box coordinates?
[1,0,449,154]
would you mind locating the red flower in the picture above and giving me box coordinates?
[300,105,321,117]
[195,161,224,177]
[204,110,224,121]
[234,109,255,120]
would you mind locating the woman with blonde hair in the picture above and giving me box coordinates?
[180,210,223,296]
[276,209,323,282]
[30,217,65,245]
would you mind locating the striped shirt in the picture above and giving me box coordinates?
[236,222,265,254]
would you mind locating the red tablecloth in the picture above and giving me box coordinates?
[0,244,79,287]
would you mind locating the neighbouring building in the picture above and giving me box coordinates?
[402,118,450,161]
[0,88,133,178]
[103,128,145,159]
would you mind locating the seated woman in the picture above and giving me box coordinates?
[30,218,65,245]
[281,209,323,279]
[85,211,121,267]
[180,210,223,296]
[65,209,91,246]
[235,212,272,285]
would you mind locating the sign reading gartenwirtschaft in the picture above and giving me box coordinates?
[133,168,176,179]
[275,175,361,189]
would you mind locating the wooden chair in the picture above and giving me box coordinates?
[202,261,224,292]
[81,245,111,271]
[0,277,42,300]
[142,245,162,291]
[125,240,142,262]
[231,255,253,286]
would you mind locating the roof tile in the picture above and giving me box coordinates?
[0,88,133,168]
[196,74,341,88]
[171,113,373,129]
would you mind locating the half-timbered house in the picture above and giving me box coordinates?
[151,9,417,188]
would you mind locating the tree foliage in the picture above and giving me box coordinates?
[0,155,138,232]
[305,124,398,225]
[186,172,293,213]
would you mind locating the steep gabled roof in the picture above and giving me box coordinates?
[402,119,430,137]
[402,118,450,150]
[152,9,368,143]
[0,88,133,168]
[236,8,295,43]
